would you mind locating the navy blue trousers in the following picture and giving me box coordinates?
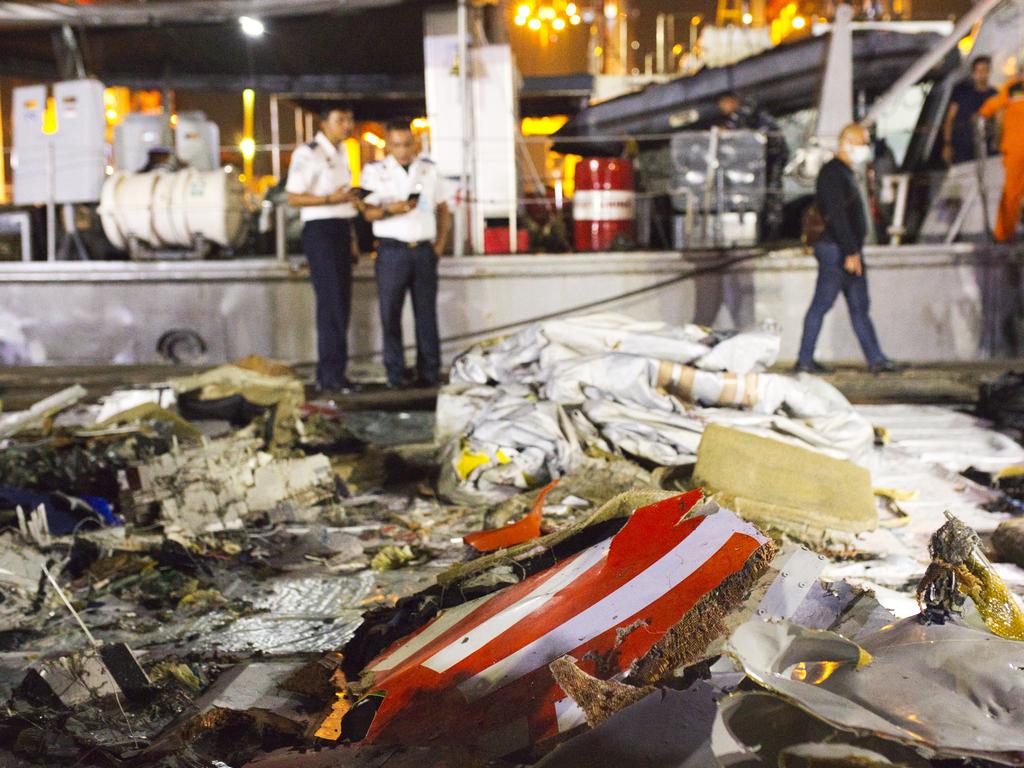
[797,241,885,366]
[375,242,441,385]
[301,218,352,389]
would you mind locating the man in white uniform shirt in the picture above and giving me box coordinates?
[359,118,451,388]
[285,105,357,393]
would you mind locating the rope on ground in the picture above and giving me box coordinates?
[347,249,765,361]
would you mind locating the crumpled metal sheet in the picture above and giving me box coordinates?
[725,618,1024,765]
[712,690,931,767]
[186,572,378,653]
[535,682,720,768]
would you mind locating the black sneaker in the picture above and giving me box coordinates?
[869,359,905,374]
[793,360,834,374]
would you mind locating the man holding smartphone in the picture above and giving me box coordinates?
[286,104,358,393]
[358,118,451,388]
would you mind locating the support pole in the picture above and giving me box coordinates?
[455,0,470,257]
[46,140,56,262]
[814,3,854,150]
[656,13,666,74]
[270,93,286,261]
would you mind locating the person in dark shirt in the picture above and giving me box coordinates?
[795,124,901,374]
[943,57,997,165]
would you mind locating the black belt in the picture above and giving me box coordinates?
[378,237,430,249]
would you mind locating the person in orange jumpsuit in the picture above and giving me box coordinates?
[980,69,1024,242]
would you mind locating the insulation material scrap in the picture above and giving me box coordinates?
[95,402,201,440]
[725,618,1024,765]
[693,423,877,541]
[0,384,87,439]
[231,354,296,379]
[917,513,1024,640]
[342,492,773,756]
[548,656,652,727]
[464,479,557,552]
[118,435,337,532]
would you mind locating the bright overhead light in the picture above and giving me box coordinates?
[528,17,541,29]
[539,6,556,20]
[239,16,265,37]
[742,11,753,23]
[515,14,527,25]
[516,3,531,15]
[565,2,577,14]
[239,137,256,160]
[791,15,806,28]
[570,13,581,24]
[552,17,565,29]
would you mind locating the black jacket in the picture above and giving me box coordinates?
[816,158,866,257]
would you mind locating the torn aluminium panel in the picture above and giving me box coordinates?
[725,618,1024,765]
[341,491,775,758]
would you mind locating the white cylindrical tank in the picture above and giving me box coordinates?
[151,168,193,246]
[99,168,247,251]
[110,170,163,246]
[182,170,247,247]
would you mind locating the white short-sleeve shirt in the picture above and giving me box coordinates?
[360,155,447,242]
[285,131,356,222]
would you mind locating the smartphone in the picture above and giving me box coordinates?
[407,191,421,203]
[350,187,372,200]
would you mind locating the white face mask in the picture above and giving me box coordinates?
[845,143,873,166]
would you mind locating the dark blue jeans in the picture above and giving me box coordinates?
[375,242,441,385]
[302,218,353,389]
[797,241,885,366]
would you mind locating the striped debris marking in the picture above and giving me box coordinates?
[341,489,774,756]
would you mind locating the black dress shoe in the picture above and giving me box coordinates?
[869,359,905,374]
[316,379,358,396]
[793,360,834,374]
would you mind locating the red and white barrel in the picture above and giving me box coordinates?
[573,157,636,251]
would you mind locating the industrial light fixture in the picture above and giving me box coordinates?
[516,0,583,37]
[791,15,806,28]
[239,16,265,37]
[742,11,753,24]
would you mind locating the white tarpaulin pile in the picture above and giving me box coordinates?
[438,314,874,504]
